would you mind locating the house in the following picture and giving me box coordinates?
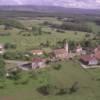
[94,45,100,53]
[94,46,100,63]
[18,58,46,70]
[80,54,98,66]
[53,42,69,60]
[32,58,46,69]
[0,44,4,54]
[76,45,83,55]
[32,50,44,55]
[95,51,100,61]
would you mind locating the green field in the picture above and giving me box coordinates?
[0,61,100,100]
[0,17,93,52]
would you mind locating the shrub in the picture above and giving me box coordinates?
[69,82,79,94]
[53,64,62,70]
[56,88,67,95]
[37,85,50,96]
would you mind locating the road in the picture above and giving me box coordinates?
[5,60,30,66]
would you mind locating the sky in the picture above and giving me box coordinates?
[0,0,100,9]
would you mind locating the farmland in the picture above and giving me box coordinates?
[0,61,100,100]
[0,17,94,52]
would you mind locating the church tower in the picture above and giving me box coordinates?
[64,41,68,53]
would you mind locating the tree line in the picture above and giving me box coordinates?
[0,19,27,30]
[43,21,92,33]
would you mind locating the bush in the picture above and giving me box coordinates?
[69,82,79,94]
[53,64,62,70]
[7,69,21,81]
[56,88,67,95]
[37,85,50,96]
[3,51,32,60]
[4,43,16,49]
[0,81,5,89]
[0,19,27,30]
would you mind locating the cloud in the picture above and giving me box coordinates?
[0,0,100,9]
[96,0,100,3]
[13,0,23,5]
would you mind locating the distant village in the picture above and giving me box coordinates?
[0,41,100,71]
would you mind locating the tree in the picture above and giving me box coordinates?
[69,82,79,94]
[43,21,50,26]
[60,22,92,32]
[32,26,37,32]
[0,56,6,88]
[37,84,50,96]
[80,39,97,48]
[0,19,27,30]
[45,40,50,47]
[4,43,16,49]
[38,27,42,35]
[57,88,67,95]
[53,64,62,70]
[68,40,76,50]
[74,31,78,35]
[29,71,37,80]
[8,69,22,85]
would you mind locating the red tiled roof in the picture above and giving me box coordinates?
[94,45,100,52]
[32,58,45,63]
[54,49,67,55]
[32,50,43,53]
[97,45,100,50]
[80,55,96,62]
[95,51,100,60]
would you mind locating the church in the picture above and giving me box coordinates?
[53,42,69,60]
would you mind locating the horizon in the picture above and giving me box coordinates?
[0,5,100,10]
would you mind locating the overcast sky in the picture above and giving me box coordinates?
[0,0,100,9]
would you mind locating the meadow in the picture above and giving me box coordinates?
[0,17,93,52]
[0,60,100,100]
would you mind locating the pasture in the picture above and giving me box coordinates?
[0,17,93,52]
[0,61,100,100]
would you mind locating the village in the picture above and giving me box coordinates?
[1,5,100,99]
[0,40,100,72]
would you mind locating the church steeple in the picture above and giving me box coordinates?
[64,41,68,53]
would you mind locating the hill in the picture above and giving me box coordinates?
[0,5,100,15]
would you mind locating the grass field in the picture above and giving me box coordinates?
[87,22,100,33]
[0,60,100,100]
[0,17,93,52]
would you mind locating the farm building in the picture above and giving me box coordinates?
[80,54,98,66]
[80,45,100,67]
[53,42,69,60]
[76,44,83,55]
[32,58,46,69]
[32,50,44,55]
[94,45,100,53]
[18,58,46,70]
[95,51,100,61]
[53,49,68,60]
[0,44,5,54]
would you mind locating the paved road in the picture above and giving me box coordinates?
[5,60,30,66]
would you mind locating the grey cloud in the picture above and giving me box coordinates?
[0,0,100,9]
